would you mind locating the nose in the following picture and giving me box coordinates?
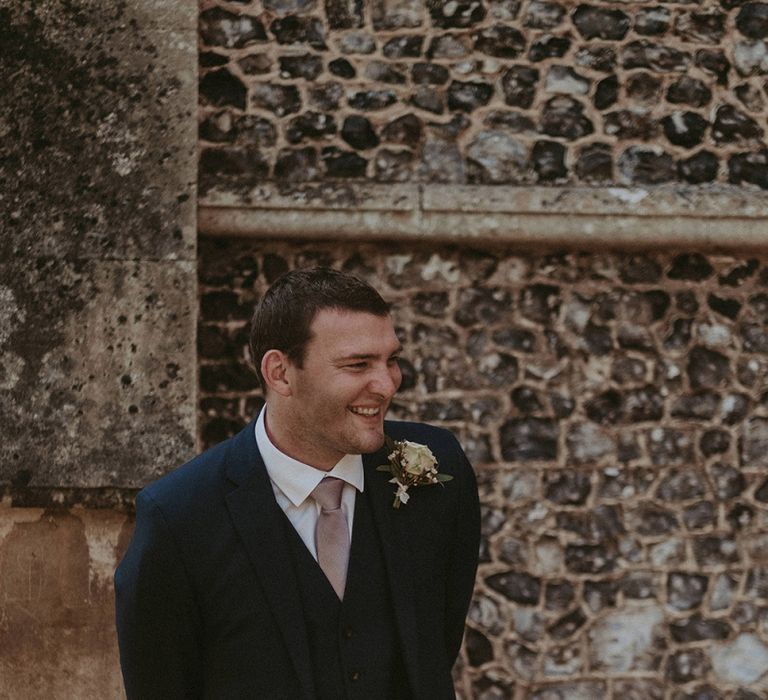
[370,362,401,399]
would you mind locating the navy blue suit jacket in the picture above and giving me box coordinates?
[115,419,480,699]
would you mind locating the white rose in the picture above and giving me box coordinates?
[399,441,437,476]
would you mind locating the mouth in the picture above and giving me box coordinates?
[348,406,381,417]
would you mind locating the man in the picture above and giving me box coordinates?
[115,268,480,699]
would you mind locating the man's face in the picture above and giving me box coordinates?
[278,309,403,469]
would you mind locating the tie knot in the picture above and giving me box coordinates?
[312,476,344,511]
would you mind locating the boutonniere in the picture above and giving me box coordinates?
[376,436,453,508]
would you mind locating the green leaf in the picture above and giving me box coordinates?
[436,473,454,482]
[376,464,392,472]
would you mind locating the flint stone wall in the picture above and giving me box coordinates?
[200,238,768,698]
[198,0,768,190]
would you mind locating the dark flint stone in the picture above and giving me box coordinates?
[722,393,750,424]
[623,41,690,72]
[623,572,658,600]
[339,33,376,54]
[475,24,527,57]
[551,393,575,418]
[604,110,657,139]
[428,0,487,27]
[484,110,537,132]
[688,346,730,388]
[532,140,567,181]
[200,51,229,67]
[465,628,494,666]
[412,63,450,84]
[565,544,616,574]
[262,0,315,12]
[270,16,327,49]
[675,12,726,43]
[427,34,471,59]
[548,608,587,639]
[200,8,267,48]
[586,389,621,424]
[448,80,495,112]
[625,386,664,422]
[486,571,541,604]
[734,690,763,700]
[584,323,613,355]
[559,508,625,544]
[675,291,699,313]
[695,49,730,85]
[634,504,678,536]
[455,287,512,326]
[700,429,730,456]
[520,284,561,323]
[664,318,693,349]
[511,386,544,413]
[200,69,247,109]
[672,391,720,420]
[492,327,537,352]
[666,650,711,684]
[329,58,355,78]
[584,579,619,612]
[374,150,413,182]
[729,150,768,189]
[383,35,423,58]
[410,87,445,114]
[648,429,694,467]
[252,83,302,115]
[200,291,248,321]
[365,61,407,84]
[573,5,630,40]
[679,150,719,184]
[239,54,274,76]
[627,72,662,104]
[713,104,763,143]
[720,259,759,286]
[611,356,647,384]
[683,501,716,529]
[635,6,671,35]
[736,83,766,111]
[348,90,397,110]
[279,54,323,80]
[546,580,576,610]
[662,112,708,147]
[500,418,558,461]
[528,35,571,62]
[200,363,261,392]
[394,358,416,391]
[742,322,768,351]
[202,417,246,447]
[525,1,566,28]
[575,45,616,71]
[693,535,739,565]
[667,76,712,107]
[594,75,619,109]
[340,115,379,149]
[541,97,594,138]
[668,253,714,281]
[321,147,367,177]
[200,113,277,145]
[286,111,336,143]
[711,462,746,499]
[618,147,675,184]
[755,478,768,501]
[200,147,269,179]
[325,0,364,28]
[274,147,320,181]
[382,114,422,147]
[737,3,768,38]
[750,292,768,322]
[658,468,708,500]
[620,255,662,283]
[575,143,612,181]
[545,471,591,505]
[501,66,539,108]
[707,293,741,318]
[668,572,708,611]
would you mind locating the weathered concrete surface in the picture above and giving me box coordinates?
[0,504,132,699]
[0,0,198,490]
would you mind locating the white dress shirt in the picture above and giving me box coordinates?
[255,407,363,560]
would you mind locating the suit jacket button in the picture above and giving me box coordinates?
[350,671,360,682]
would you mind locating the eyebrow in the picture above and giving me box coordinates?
[333,346,404,363]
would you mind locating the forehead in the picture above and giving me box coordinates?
[307,308,400,355]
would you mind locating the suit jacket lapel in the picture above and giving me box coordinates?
[363,448,422,698]
[223,422,315,700]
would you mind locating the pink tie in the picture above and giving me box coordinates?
[311,477,350,600]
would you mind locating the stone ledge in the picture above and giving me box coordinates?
[199,184,768,250]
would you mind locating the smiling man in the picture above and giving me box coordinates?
[115,268,480,700]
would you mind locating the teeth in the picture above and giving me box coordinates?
[350,407,379,416]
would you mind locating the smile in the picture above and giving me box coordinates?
[349,406,380,416]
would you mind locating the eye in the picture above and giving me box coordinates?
[346,361,368,370]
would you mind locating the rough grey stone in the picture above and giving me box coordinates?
[741,417,768,466]
[541,96,594,139]
[501,418,558,461]
[573,5,630,40]
[565,543,617,574]
[372,0,424,29]
[524,1,566,29]
[200,8,267,48]
[486,571,541,604]
[618,147,675,185]
[667,76,712,106]
[528,35,571,62]
[383,35,423,57]
[666,649,711,684]
[339,31,376,54]
[251,82,302,115]
[575,143,612,181]
[604,110,659,139]
[648,429,694,467]
[270,16,327,49]
[467,131,528,183]
[668,572,708,611]
[623,41,690,72]
[635,7,671,35]
[238,53,273,74]
[688,346,730,388]
[675,12,726,44]
[279,54,323,80]
[501,65,539,107]
[546,65,590,95]
[683,501,716,530]
[474,24,526,57]
[575,45,616,72]
[325,0,364,28]
[447,80,494,112]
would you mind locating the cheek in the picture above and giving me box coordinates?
[391,364,403,391]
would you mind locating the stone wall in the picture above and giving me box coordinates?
[200,237,768,698]
[198,0,768,190]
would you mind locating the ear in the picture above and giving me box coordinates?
[261,350,293,397]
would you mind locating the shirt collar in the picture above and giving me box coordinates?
[255,406,364,508]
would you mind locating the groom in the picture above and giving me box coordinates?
[115,268,480,699]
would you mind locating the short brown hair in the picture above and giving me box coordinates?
[249,268,391,391]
